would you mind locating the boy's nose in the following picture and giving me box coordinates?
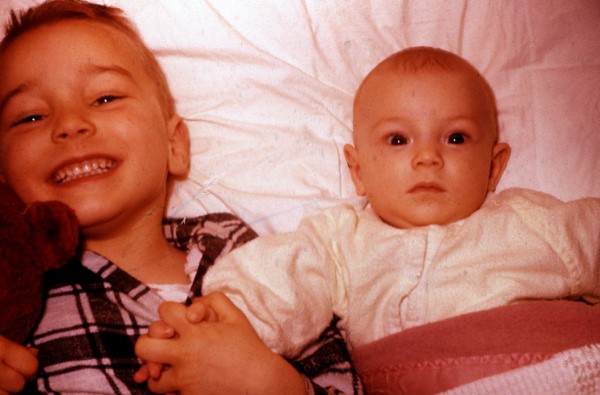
[52,112,95,142]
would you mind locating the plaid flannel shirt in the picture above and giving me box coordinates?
[24,213,362,394]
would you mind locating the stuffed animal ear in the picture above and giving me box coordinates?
[23,201,79,270]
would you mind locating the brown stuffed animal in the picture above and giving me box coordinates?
[0,183,79,344]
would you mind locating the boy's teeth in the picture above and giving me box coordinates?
[54,159,116,184]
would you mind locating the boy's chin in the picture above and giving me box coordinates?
[69,205,120,234]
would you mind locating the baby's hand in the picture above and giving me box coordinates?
[133,299,218,385]
[0,335,38,395]
[184,298,219,324]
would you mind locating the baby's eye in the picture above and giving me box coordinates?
[389,134,408,145]
[447,132,466,144]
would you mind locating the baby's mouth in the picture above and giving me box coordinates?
[408,182,445,193]
[53,158,117,184]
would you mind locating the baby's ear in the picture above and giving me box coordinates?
[488,142,511,192]
[343,144,366,196]
[166,116,191,177]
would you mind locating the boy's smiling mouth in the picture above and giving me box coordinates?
[53,158,117,184]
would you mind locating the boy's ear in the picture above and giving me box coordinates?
[488,142,511,192]
[343,144,366,196]
[166,116,191,177]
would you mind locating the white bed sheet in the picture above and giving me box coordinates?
[3,0,599,235]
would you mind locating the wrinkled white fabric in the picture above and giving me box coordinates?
[6,1,597,235]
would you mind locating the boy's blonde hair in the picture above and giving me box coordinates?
[1,0,176,118]
[354,47,499,142]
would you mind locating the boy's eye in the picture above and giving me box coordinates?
[447,132,466,144]
[13,114,44,126]
[389,134,408,145]
[95,95,121,105]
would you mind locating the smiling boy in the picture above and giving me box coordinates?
[0,6,190,393]
[0,2,360,394]
[0,12,191,286]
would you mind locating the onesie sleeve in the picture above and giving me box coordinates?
[504,189,600,301]
[166,212,363,394]
[202,212,343,359]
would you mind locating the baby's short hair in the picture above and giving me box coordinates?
[1,0,176,118]
[355,46,499,142]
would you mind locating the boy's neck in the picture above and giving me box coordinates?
[83,215,189,285]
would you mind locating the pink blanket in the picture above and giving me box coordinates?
[351,300,600,394]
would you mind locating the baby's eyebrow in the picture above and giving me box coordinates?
[372,116,406,129]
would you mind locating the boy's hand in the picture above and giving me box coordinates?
[133,299,217,385]
[0,335,38,395]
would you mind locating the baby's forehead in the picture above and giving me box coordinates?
[356,65,490,110]
[354,67,498,138]
[360,49,490,96]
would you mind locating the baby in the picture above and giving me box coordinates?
[136,46,600,390]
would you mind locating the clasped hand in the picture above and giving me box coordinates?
[134,292,305,395]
